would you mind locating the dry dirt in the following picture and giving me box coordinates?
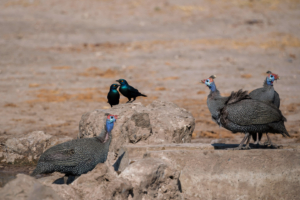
[0,0,300,148]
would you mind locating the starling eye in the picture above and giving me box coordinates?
[121,80,123,82]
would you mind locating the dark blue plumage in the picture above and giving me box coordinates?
[107,84,120,107]
[31,114,118,182]
[116,79,147,103]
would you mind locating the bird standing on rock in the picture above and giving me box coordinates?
[31,114,118,183]
[249,71,281,148]
[116,79,147,103]
[202,75,289,150]
[107,84,120,107]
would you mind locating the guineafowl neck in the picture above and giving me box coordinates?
[209,82,217,92]
[209,88,221,98]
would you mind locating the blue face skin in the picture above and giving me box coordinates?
[205,79,216,92]
[106,116,116,133]
[117,79,128,86]
[266,74,275,86]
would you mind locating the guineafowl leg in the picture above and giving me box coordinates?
[265,133,282,149]
[63,176,68,184]
[227,133,250,150]
[243,134,251,150]
[264,133,270,146]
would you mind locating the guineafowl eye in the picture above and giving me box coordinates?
[270,75,273,78]
[206,79,209,82]
[110,116,113,119]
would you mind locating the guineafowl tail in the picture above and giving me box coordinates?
[282,128,290,138]
[269,122,290,138]
[225,89,250,105]
[31,169,39,176]
[31,164,43,176]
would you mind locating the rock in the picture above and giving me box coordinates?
[143,147,300,199]
[0,174,63,200]
[38,172,66,185]
[0,131,72,164]
[72,163,133,200]
[115,143,213,172]
[124,113,152,144]
[1,158,182,200]
[120,158,182,200]
[78,101,195,162]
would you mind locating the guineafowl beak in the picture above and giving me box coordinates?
[201,79,206,84]
[113,115,118,120]
[274,74,280,80]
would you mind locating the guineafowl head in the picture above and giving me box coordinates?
[201,75,217,92]
[110,84,120,90]
[116,79,128,86]
[266,71,279,85]
[106,115,118,133]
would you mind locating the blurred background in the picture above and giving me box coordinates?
[0,0,300,145]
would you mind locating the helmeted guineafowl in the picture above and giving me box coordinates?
[219,90,289,150]
[200,75,229,126]
[249,71,281,148]
[31,114,117,182]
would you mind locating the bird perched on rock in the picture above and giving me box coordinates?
[200,75,229,126]
[116,79,147,103]
[31,114,117,183]
[249,71,280,147]
[107,84,120,107]
[202,75,289,150]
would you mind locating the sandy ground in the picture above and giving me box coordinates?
[0,0,300,147]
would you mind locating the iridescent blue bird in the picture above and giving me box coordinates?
[107,84,120,107]
[116,79,147,103]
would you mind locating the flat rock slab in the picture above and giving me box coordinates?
[118,143,300,199]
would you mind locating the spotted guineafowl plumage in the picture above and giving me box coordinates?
[31,114,117,180]
[249,71,281,147]
[219,89,289,150]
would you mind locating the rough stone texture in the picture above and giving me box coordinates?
[78,101,195,158]
[0,160,182,200]
[143,147,300,200]
[120,158,182,200]
[71,163,133,200]
[116,143,214,172]
[0,131,72,164]
[0,174,63,200]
